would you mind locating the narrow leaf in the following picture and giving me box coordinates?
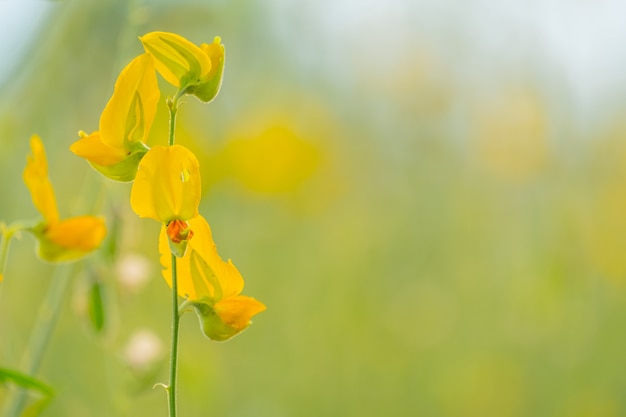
[0,367,54,397]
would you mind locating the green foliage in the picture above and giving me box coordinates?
[0,368,54,398]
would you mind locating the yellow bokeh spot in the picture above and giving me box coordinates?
[582,185,626,284]
[226,125,321,194]
[472,88,549,182]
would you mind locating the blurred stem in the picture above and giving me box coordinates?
[2,265,74,417]
[167,254,180,417]
[0,223,29,284]
[0,226,14,284]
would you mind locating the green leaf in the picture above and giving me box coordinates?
[0,367,54,397]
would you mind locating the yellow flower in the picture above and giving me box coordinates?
[158,216,265,341]
[24,136,106,262]
[140,31,225,103]
[130,145,201,223]
[70,53,160,181]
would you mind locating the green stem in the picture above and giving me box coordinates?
[2,265,74,417]
[167,253,180,417]
[0,223,30,284]
[167,88,186,147]
[0,229,14,284]
[165,88,184,416]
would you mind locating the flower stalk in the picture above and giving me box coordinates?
[165,87,184,417]
[167,253,180,417]
[0,224,16,283]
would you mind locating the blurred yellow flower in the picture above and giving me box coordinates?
[471,88,548,183]
[24,135,106,262]
[70,53,160,181]
[140,31,225,103]
[130,145,201,223]
[159,216,265,341]
[226,125,321,194]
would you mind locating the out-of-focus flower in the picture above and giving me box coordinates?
[158,215,265,341]
[225,125,321,194]
[130,144,201,224]
[123,329,164,371]
[70,53,160,181]
[115,253,152,293]
[140,31,225,103]
[471,88,548,183]
[24,135,106,262]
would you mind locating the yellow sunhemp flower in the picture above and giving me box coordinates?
[140,31,225,103]
[24,136,106,262]
[158,215,265,341]
[70,53,160,181]
[130,145,201,223]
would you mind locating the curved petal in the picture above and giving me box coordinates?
[100,53,160,150]
[190,38,225,103]
[193,295,265,341]
[23,135,59,224]
[35,215,107,262]
[45,216,107,251]
[159,216,244,300]
[70,131,127,166]
[130,145,201,223]
[214,295,266,332]
[199,37,224,80]
[140,32,212,88]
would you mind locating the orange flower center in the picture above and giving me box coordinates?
[166,219,194,244]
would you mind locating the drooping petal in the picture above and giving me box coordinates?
[140,32,212,88]
[130,145,201,223]
[23,135,59,224]
[69,131,127,166]
[100,53,160,150]
[159,215,244,300]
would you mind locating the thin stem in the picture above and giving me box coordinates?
[167,253,180,417]
[2,265,74,417]
[0,228,14,283]
[166,88,184,416]
[167,88,185,147]
[0,223,30,284]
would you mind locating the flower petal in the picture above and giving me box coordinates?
[214,295,266,331]
[100,53,160,150]
[23,135,59,224]
[45,216,106,251]
[159,215,244,300]
[130,145,201,223]
[69,131,127,166]
[140,31,212,88]
[191,295,265,342]
[35,215,106,262]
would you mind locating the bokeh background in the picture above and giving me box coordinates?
[2,0,626,416]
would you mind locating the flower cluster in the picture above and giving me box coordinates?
[72,32,264,341]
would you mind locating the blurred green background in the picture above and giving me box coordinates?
[2,0,626,416]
